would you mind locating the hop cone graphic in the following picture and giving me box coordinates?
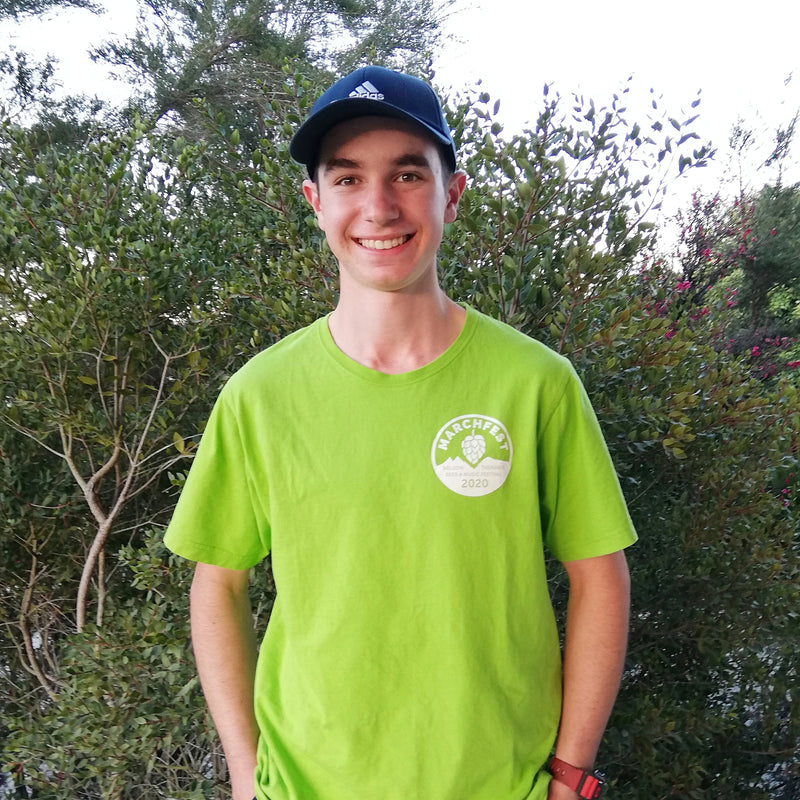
[462,433,486,465]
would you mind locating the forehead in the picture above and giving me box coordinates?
[317,116,440,170]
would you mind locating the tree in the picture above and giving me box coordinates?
[673,180,800,383]
[436,87,798,799]
[0,67,327,796]
[673,192,734,309]
[0,49,56,119]
[1,0,112,149]
[440,81,712,337]
[91,0,451,145]
[0,0,99,19]
[737,183,800,329]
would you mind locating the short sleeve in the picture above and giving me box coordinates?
[163,387,270,569]
[538,364,637,562]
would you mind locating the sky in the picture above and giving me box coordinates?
[432,0,799,197]
[2,0,798,233]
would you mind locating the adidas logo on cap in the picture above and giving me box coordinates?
[349,80,384,100]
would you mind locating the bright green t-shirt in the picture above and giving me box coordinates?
[165,305,637,800]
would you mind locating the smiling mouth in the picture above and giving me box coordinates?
[357,235,412,250]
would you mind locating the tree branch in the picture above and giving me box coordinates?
[18,532,57,700]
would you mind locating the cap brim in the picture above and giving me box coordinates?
[289,98,456,172]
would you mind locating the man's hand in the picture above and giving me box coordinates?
[191,562,260,800]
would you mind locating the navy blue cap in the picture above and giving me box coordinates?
[289,65,457,173]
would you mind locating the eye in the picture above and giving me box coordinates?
[398,172,421,183]
[334,175,357,186]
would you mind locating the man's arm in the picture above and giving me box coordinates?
[548,550,631,800]
[190,562,260,800]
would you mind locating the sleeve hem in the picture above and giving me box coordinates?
[163,535,267,571]
[549,528,637,564]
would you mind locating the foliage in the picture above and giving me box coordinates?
[91,0,451,144]
[673,182,800,386]
[3,118,219,632]
[1,0,114,154]
[673,192,733,309]
[0,64,323,796]
[673,104,800,339]
[441,81,711,339]
[581,268,800,799]
[0,0,99,19]
[0,49,56,119]
[1,63,798,800]
[8,531,223,799]
[736,183,800,329]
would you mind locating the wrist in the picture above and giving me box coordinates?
[549,756,607,799]
[547,778,581,800]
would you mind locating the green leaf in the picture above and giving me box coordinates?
[176,675,199,699]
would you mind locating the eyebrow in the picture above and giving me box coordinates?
[321,152,434,175]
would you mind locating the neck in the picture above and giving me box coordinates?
[328,287,465,374]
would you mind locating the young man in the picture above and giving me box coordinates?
[165,66,636,800]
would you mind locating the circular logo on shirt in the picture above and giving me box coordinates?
[431,414,513,497]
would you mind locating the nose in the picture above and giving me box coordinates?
[363,180,400,226]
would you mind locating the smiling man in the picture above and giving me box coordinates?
[164,66,636,800]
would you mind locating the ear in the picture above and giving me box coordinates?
[302,178,326,230]
[443,171,467,225]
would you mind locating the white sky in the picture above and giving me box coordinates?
[3,0,799,230]
[433,0,799,200]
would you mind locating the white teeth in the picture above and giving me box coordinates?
[358,236,409,250]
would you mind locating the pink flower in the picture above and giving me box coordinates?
[665,328,676,340]
[751,346,760,356]
[771,228,776,236]
[787,360,800,369]
[676,280,691,292]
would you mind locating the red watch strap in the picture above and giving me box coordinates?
[549,757,604,799]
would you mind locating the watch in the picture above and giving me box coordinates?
[549,756,607,799]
